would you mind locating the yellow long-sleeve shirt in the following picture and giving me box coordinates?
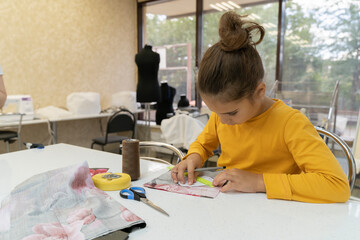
[186,99,350,203]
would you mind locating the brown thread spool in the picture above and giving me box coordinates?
[122,139,140,180]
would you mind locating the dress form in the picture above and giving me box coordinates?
[156,81,176,125]
[135,45,160,102]
[135,45,161,139]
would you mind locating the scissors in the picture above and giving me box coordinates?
[120,187,169,217]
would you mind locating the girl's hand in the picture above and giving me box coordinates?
[170,153,202,185]
[213,168,266,193]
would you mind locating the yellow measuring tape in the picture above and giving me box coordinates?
[92,173,131,191]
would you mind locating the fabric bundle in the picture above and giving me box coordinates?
[0,161,145,240]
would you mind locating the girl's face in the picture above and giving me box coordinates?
[201,82,269,125]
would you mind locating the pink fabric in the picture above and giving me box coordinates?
[144,171,220,198]
[0,162,145,240]
[89,168,108,177]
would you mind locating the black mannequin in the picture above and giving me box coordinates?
[135,45,161,102]
[156,81,176,125]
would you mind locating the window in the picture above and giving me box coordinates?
[140,0,360,141]
[144,2,196,104]
[282,0,360,139]
[203,1,279,94]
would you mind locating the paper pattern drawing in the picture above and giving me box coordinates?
[143,171,220,198]
[178,176,214,187]
[0,161,145,240]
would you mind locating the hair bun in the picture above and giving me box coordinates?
[219,11,265,52]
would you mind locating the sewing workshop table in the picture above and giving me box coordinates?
[0,114,113,144]
[46,113,113,144]
[47,110,145,143]
[1,144,360,240]
[0,118,48,128]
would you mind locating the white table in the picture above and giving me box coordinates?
[46,113,113,143]
[1,144,360,240]
[0,114,112,145]
[0,118,48,128]
[46,110,145,143]
[1,110,144,144]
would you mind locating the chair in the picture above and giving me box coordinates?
[91,109,136,152]
[119,141,185,165]
[160,114,205,164]
[320,80,340,132]
[0,113,23,152]
[193,113,222,166]
[193,113,210,125]
[160,113,221,165]
[160,114,205,150]
[136,141,185,164]
[315,126,356,191]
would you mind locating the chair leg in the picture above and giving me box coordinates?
[18,136,22,150]
[170,153,175,164]
[91,142,95,149]
[101,145,104,151]
[5,141,10,153]
[204,160,208,167]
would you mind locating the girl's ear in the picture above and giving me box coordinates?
[255,82,266,98]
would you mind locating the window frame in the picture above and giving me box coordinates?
[137,0,286,108]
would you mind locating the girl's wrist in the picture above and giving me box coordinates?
[256,174,266,193]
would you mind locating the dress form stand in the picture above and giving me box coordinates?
[143,102,153,141]
[156,81,176,125]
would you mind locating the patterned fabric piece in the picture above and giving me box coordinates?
[0,161,145,240]
[144,171,220,199]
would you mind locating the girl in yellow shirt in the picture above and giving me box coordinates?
[170,11,350,203]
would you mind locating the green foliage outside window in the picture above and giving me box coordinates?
[145,0,359,114]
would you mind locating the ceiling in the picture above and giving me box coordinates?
[141,0,276,18]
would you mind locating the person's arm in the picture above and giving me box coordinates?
[184,112,220,164]
[171,153,202,185]
[0,74,7,108]
[213,112,349,203]
[213,168,266,193]
[263,113,350,203]
[171,112,220,184]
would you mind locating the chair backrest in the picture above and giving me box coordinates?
[160,114,205,150]
[139,141,185,163]
[315,126,356,191]
[322,80,340,132]
[106,109,136,138]
[119,141,185,164]
[193,113,209,126]
[0,113,23,134]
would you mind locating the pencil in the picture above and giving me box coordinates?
[192,166,226,172]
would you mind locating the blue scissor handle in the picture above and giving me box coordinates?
[130,187,145,197]
[120,187,146,201]
[120,189,136,200]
